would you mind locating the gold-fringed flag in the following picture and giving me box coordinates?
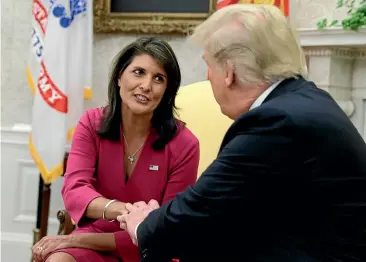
[27,0,93,184]
[216,0,289,16]
[217,0,239,9]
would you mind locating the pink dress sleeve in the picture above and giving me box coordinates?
[113,128,200,262]
[61,110,102,226]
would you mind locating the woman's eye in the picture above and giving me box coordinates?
[155,76,164,82]
[133,69,143,75]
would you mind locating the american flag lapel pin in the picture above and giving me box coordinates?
[149,165,159,171]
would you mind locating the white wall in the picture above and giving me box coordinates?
[1,0,365,261]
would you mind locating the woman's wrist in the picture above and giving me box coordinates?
[65,234,83,248]
[68,234,94,249]
[105,201,126,220]
[69,233,117,251]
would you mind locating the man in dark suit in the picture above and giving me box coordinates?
[118,4,366,262]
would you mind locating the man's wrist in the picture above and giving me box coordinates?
[134,222,141,242]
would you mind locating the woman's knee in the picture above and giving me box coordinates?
[45,252,76,262]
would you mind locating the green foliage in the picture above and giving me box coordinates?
[317,0,366,31]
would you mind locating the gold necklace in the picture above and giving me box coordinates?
[122,132,147,164]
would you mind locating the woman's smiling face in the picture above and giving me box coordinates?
[118,54,168,116]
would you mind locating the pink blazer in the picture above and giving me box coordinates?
[61,108,200,261]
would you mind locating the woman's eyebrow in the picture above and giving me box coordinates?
[157,73,167,79]
[132,65,167,78]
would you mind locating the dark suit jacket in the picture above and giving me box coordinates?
[137,77,366,262]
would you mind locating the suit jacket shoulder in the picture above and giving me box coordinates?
[221,77,362,152]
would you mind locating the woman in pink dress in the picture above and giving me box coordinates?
[32,37,200,262]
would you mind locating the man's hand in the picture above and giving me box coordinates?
[117,199,160,245]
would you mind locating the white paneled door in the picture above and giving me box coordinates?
[1,127,65,262]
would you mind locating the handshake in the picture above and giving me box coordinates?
[117,199,160,245]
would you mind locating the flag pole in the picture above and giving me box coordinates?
[32,152,69,246]
[32,175,43,246]
[32,176,51,246]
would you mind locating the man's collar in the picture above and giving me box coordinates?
[249,79,284,111]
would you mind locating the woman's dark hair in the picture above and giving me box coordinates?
[97,36,183,151]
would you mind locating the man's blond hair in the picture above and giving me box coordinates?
[189,4,307,84]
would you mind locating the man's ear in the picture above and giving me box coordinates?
[225,61,235,87]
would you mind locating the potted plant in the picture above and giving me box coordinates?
[317,0,366,31]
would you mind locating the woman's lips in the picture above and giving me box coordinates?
[134,94,149,103]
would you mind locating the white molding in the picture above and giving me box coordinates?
[1,232,32,244]
[304,47,366,58]
[336,100,355,117]
[1,232,32,262]
[13,214,58,225]
[0,125,31,144]
[298,27,366,47]
[0,125,71,150]
[352,88,366,99]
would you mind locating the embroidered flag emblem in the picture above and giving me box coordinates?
[149,165,159,171]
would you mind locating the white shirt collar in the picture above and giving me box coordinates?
[249,80,283,111]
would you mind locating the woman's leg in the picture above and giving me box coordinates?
[44,248,119,262]
[43,229,120,262]
[45,252,77,262]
